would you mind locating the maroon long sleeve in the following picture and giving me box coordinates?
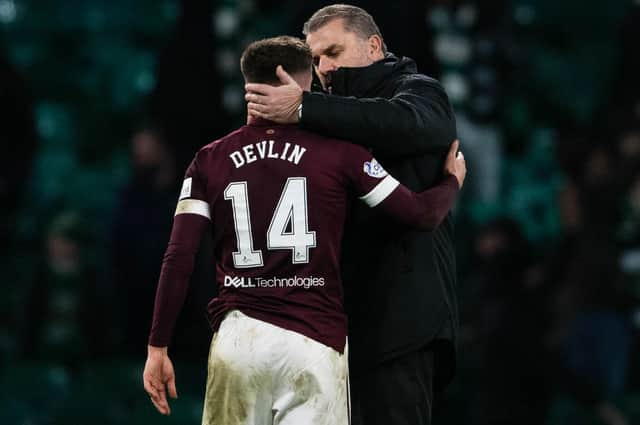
[376,175,459,230]
[148,213,208,347]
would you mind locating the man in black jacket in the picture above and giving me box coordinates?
[245,5,457,425]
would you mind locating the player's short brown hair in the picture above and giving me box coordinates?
[302,4,387,53]
[240,36,312,84]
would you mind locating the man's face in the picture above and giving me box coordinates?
[306,18,380,90]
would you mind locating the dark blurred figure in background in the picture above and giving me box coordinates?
[111,127,178,357]
[150,0,229,176]
[464,217,553,425]
[111,126,213,359]
[610,2,640,126]
[542,142,635,425]
[0,53,38,254]
[0,50,38,371]
[464,213,632,425]
[23,212,106,367]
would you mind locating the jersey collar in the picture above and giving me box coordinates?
[247,116,279,127]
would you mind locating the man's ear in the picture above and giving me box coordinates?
[368,35,384,59]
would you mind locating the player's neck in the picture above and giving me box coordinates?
[247,115,278,126]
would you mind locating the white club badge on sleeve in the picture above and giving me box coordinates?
[179,177,193,200]
[363,158,388,179]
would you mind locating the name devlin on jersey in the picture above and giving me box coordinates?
[229,140,306,169]
[224,275,325,289]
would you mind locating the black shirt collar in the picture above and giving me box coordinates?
[328,53,417,97]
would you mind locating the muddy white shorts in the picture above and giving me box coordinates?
[201,310,349,425]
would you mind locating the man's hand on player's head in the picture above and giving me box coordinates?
[245,65,303,124]
[444,140,466,189]
[143,345,178,416]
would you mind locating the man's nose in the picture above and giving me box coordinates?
[318,57,337,75]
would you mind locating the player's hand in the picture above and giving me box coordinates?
[143,345,178,415]
[245,65,303,124]
[444,140,466,189]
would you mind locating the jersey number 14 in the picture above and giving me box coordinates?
[224,177,316,268]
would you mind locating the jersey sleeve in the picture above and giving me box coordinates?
[342,144,460,231]
[174,156,211,220]
[148,153,211,347]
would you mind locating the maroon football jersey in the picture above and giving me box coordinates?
[149,118,458,352]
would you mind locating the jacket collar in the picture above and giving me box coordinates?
[329,53,417,97]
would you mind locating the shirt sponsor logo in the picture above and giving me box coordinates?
[224,275,325,289]
[224,275,256,288]
[363,158,388,178]
[179,177,192,200]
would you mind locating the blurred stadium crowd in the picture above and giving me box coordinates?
[1,0,640,424]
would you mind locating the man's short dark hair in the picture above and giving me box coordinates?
[302,4,387,53]
[240,36,312,84]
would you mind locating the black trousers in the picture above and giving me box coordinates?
[350,347,434,425]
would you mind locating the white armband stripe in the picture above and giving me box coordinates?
[359,175,400,207]
[175,199,211,220]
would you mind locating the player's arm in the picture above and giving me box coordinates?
[351,141,465,230]
[144,158,211,415]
